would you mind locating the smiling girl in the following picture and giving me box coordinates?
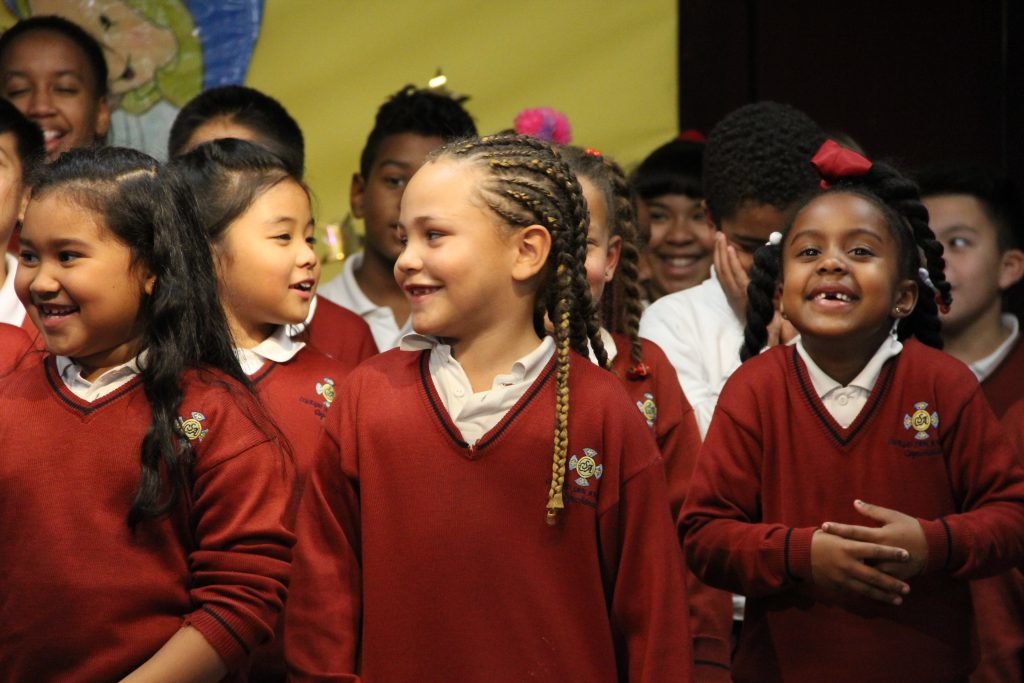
[0,146,294,681]
[680,141,1024,683]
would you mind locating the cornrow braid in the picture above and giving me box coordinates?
[435,134,607,524]
[740,241,782,362]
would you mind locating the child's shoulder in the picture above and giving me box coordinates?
[900,338,978,384]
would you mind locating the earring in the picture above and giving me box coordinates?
[894,307,903,315]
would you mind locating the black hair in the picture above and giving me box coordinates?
[168,85,305,178]
[0,15,108,97]
[561,145,646,371]
[916,165,1024,252]
[170,137,302,244]
[0,97,43,169]
[631,137,704,201]
[741,156,952,361]
[359,85,476,180]
[704,101,825,223]
[434,134,606,525]
[28,146,249,526]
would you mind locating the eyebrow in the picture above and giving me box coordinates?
[377,159,413,170]
[790,227,884,241]
[4,69,86,81]
[19,236,92,249]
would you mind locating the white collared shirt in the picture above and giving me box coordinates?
[796,334,903,428]
[235,325,306,376]
[400,334,555,445]
[317,252,412,351]
[970,314,1020,382]
[0,253,26,326]
[56,353,145,401]
[286,295,318,338]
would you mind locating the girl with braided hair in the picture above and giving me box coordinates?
[680,141,1024,683]
[562,144,732,680]
[284,134,693,682]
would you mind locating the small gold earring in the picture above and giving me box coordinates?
[894,307,903,314]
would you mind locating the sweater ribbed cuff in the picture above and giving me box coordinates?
[919,517,954,573]
[782,527,817,582]
[185,605,265,670]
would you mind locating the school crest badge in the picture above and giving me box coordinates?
[903,401,939,441]
[636,393,657,428]
[178,411,209,442]
[316,378,336,408]
[569,447,603,487]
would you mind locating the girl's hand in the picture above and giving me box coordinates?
[810,528,911,605]
[713,232,750,320]
[766,312,799,348]
[821,499,929,580]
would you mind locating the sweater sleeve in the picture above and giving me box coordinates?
[680,400,816,598]
[918,386,1024,578]
[284,399,362,682]
[183,436,297,670]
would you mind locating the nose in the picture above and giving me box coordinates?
[816,249,849,273]
[662,215,695,244]
[394,237,421,278]
[27,88,56,117]
[297,240,317,270]
[27,261,60,298]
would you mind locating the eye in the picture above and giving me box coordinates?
[274,233,292,242]
[948,236,970,249]
[305,235,317,247]
[648,210,669,223]
[796,246,820,258]
[18,249,38,266]
[425,230,444,241]
[850,246,875,257]
[58,251,80,263]
[383,176,407,189]
[55,86,79,95]
[5,87,28,98]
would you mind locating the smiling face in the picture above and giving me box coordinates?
[212,179,317,348]
[0,29,110,161]
[580,177,622,304]
[16,191,151,379]
[395,159,527,345]
[642,192,713,295]
[0,132,26,250]
[719,201,788,274]
[780,192,916,351]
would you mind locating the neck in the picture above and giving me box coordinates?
[449,316,544,393]
[942,301,1010,365]
[354,249,410,326]
[801,325,891,387]
[225,311,277,350]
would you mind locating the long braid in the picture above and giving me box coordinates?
[438,134,606,524]
[741,242,782,362]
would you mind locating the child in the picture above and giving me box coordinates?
[640,102,825,437]
[680,141,1024,683]
[631,132,713,300]
[169,86,378,365]
[174,138,356,682]
[317,85,477,350]
[0,146,295,680]
[563,144,732,680]
[0,15,110,161]
[917,167,1024,683]
[0,97,44,332]
[286,134,693,682]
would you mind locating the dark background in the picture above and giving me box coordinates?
[678,0,1022,186]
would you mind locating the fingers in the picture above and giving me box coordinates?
[853,499,903,525]
[821,521,880,542]
[841,569,910,606]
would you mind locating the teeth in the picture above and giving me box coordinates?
[43,130,60,141]
[663,256,697,267]
[40,304,77,315]
[816,292,852,302]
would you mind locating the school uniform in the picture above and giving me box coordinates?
[285,339,694,682]
[317,252,412,350]
[0,322,33,376]
[289,294,378,367]
[976,314,1023,419]
[680,338,1024,683]
[0,357,295,682]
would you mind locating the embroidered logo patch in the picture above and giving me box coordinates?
[316,377,336,408]
[569,447,603,487]
[636,392,657,428]
[178,411,209,442]
[903,401,939,440]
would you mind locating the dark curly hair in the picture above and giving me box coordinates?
[359,85,476,179]
[631,137,704,201]
[704,101,825,223]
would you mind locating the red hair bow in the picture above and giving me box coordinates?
[811,139,872,189]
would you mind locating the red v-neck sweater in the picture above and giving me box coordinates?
[610,333,732,680]
[0,358,296,682]
[680,339,1024,683]
[980,331,1024,419]
[0,322,33,376]
[286,348,694,683]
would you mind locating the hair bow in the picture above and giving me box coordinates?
[811,139,872,189]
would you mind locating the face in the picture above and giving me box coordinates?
[642,193,714,295]
[924,193,1019,335]
[16,192,152,378]
[1,30,110,161]
[32,0,177,95]
[719,202,789,274]
[396,159,526,344]
[354,132,445,266]
[780,193,916,348]
[0,132,25,248]
[213,179,316,347]
[580,177,622,303]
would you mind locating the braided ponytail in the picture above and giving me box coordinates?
[741,241,783,361]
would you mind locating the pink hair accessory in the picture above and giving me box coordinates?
[811,139,872,189]
[514,107,572,145]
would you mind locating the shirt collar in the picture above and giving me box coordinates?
[236,325,306,375]
[339,252,379,316]
[56,351,145,389]
[401,333,555,387]
[970,314,1020,381]
[285,294,318,337]
[796,333,903,398]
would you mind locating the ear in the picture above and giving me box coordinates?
[604,235,623,282]
[95,96,111,138]
[891,278,919,319]
[997,248,1024,290]
[511,225,552,282]
[143,272,157,296]
[773,281,785,318]
[350,173,366,219]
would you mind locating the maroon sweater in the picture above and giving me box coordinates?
[0,322,33,376]
[0,358,295,682]
[299,295,378,368]
[610,333,732,681]
[680,339,1024,683]
[286,348,693,683]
